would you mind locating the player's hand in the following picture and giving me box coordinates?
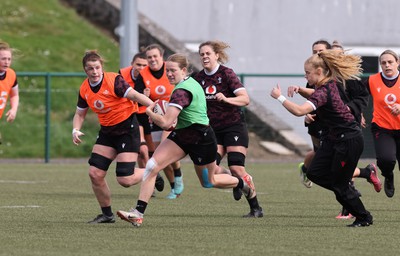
[304,114,316,124]
[388,103,400,116]
[287,86,300,97]
[143,88,150,97]
[5,109,17,123]
[72,129,84,145]
[270,84,282,99]
[215,92,227,102]
[146,100,157,115]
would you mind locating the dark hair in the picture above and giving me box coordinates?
[131,52,147,63]
[82,50,104,68]
[312,39,332,50]
[145,44,164,56]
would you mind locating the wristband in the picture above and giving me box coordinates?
[72,128,80,135]
[277,95,286,104]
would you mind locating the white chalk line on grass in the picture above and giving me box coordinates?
[0,205,41,208]
[0,180,48,184]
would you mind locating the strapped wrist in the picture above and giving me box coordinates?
[277,95,286,104]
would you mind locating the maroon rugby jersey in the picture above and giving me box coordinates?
[194,65,245,130]
[307,80,360,140]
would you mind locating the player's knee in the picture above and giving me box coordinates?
[201,168,213,188]
[88,153,112,171]
[116,162,136,188]
[139,142,148,154]
[116,161,135,177]
[227,152,245,167]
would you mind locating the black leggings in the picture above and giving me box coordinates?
[307,135,370,220]
[371,123,400,178]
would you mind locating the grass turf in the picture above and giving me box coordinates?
[0,160,399,256]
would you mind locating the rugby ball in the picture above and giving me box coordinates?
[153,100,177,131]
[153,100,169,116]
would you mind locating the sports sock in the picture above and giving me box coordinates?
[236,178,244,189]
[136,200,148,214]
[301,164,308,173]
[101,206,113,217]
[358,167,369,179]
[170,182,175,189]
[174,167,182,177]
[247,196,260,209]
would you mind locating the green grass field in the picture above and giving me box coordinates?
[1,160,399,256]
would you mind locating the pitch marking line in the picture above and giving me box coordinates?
[0,180,48,184]
[0,205,41,208]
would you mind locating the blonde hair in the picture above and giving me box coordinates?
[198,40,230,64]
[0,41,11,51]
[305,49,363,86]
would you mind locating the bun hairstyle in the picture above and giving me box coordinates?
[332,40,344,50]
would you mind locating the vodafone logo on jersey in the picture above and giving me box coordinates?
[93,100,110,113]
[205,85,217,95]
[94,100,105,110]
[385,93,397,105]
[155,85,167,96]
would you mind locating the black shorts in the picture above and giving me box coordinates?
[167,124,217,165]
[95,118,141,153]
[136,113,151,135]
[214,123,249,148]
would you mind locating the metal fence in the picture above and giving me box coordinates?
[13,72,375,162]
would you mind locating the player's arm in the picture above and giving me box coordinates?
[125,88,153,107]
[216,88,249,107]
[6,85,19,122]
[271,84,314,116]
[146,101,180,130]
[116,75,153,107]
[72,93,88,145]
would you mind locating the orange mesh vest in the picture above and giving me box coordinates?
[369,73,400,130]
[140,65,174,104]
[0,68,17,118]
[119,66,139,113]
[79,72,134,126]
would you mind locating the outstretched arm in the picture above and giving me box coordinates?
[271,84,314,116]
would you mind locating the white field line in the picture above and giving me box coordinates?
[0,205,41,208]
[0,180,48,184]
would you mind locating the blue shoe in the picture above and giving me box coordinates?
[166,189,179,199]
[174,176,184,195]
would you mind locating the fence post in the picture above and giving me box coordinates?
[45,73,51,163]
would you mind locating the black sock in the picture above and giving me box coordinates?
[136,200,148,214]
[247,196,260,209]
[358,167,370,179]
[236,178,244,189]
[170,182,175,189]
[174,168,182,177]
[101,206,113,217]
[302,164,308,173]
